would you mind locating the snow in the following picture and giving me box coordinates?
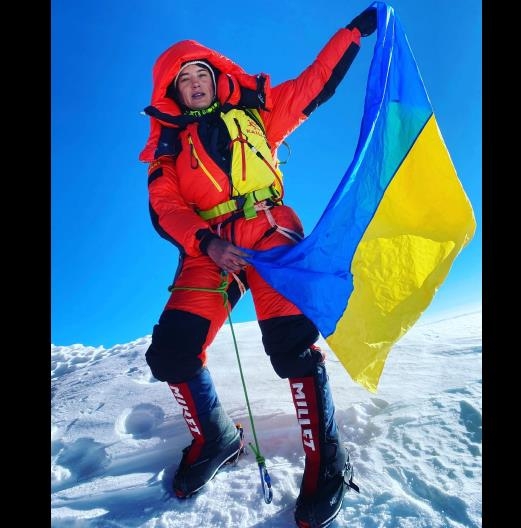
[51,306,481,527]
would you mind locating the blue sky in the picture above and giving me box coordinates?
[51,0,482,347]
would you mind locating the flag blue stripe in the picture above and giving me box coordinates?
[245,2,434,337]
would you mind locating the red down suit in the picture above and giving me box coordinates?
[140,28,362,384]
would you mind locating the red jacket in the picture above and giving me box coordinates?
[140,28,361,257]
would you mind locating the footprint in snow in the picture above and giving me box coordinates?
[115,403,165,439]
[54,437,110,482]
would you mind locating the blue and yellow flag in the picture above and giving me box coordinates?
[245,2,476,393]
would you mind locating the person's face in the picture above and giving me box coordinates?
[176,64,215,110]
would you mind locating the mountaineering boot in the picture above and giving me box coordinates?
[168,367,244,498]
[289,346,359,528]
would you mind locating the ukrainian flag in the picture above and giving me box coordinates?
[246,1,476,393]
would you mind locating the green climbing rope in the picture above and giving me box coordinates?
[171,272,273,503]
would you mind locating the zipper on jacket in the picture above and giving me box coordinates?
[188,134,223,192]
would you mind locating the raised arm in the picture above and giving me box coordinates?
[262,6,377,149]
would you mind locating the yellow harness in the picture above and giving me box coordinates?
[197,185,280,220]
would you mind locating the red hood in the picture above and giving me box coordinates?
[140,39,272,161]
[149,40,257,118]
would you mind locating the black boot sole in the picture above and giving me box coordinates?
[174,425,245,499]
[295,480,347,528]
[174,445,244,499]
[295,456,359,528]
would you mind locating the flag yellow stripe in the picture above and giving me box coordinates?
[327,115,476,392]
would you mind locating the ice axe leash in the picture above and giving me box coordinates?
[170,272,273,504]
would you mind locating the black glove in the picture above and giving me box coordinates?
[346,6,377,37]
